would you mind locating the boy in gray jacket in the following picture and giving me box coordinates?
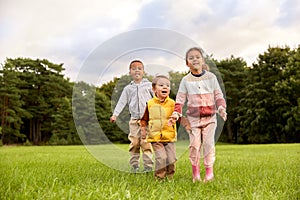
[110,60,153,173]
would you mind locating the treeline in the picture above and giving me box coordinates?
[0,46,299,145]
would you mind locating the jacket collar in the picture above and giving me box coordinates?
[130,78,150,85]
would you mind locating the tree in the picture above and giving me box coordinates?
[95,89,126,143]
[49,97,80,145]
[0,58,71,145]
[272,46,300,142]
[0,61,30,144]
[98,75,131,143]
[72,81,110,144]
[169,71,187,100]
[236,46,298,143]
[215,56,248,143]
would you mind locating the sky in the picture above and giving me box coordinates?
[1,0,299,85]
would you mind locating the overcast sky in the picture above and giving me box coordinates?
[1,0,299,85]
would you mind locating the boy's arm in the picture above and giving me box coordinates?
[110,88,128,122]
[140,105,149,139]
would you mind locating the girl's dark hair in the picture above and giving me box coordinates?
[185,47,204,65]
[185,47,209,71]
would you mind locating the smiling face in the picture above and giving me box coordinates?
[129,61,145,83]
[186,49,205,74]
[152,76,170,102]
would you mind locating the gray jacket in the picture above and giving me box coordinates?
[113,78,153,119]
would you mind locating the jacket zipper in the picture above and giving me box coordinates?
[137,85,140,118]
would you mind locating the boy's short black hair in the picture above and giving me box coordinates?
[129,60,144,69]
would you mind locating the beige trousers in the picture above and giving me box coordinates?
[151,142,176,179]
[128,119,153,168]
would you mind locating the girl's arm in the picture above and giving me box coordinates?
[212,76,227,121]
[169,79,187,125]
[173,79,187,118]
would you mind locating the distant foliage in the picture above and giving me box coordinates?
[235,46,300,143]
[0,46,299,145]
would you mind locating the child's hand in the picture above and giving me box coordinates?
[141,127,147,139]
[219,109,227,121]
[180,116,191,133]
[168,114,178,126]
[110,115,117,123]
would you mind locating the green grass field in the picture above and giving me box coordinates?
[0,142,299,200]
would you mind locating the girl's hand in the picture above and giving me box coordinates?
[180,116,191,133]
[219,109,227,121]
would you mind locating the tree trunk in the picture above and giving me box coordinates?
[226,123,233,143]
[29,119,33,142]
[30,118,42,145]
[37,118,41,143]
[1,96,8,143]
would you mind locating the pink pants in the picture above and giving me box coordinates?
[188,115,216,168]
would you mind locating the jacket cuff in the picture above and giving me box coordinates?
[172,112,182,120]
[218,106,226,113]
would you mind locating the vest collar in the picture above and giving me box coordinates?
[153,95,170,103]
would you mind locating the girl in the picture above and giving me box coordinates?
[169,47,227,182]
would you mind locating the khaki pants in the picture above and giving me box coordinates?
[151,142,176,179]
[128,119,153,168]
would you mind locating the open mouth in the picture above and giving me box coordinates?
[162,91,168,94]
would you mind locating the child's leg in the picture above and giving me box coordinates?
[202,118,217,181]
[189,127,202,182]
[128,120,141,169]
[202,121,216,168]
[128,135,140,169]
[165,142,176,179]
[189,127,201,166]
[141,139,153,170]
[152,142,167,179]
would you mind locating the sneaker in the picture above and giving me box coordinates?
[130,166,139,173]
[142,167,152,173]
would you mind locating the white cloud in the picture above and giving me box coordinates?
[0,0,144,80]
[161,0,294,64]
[0,0,299,84]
